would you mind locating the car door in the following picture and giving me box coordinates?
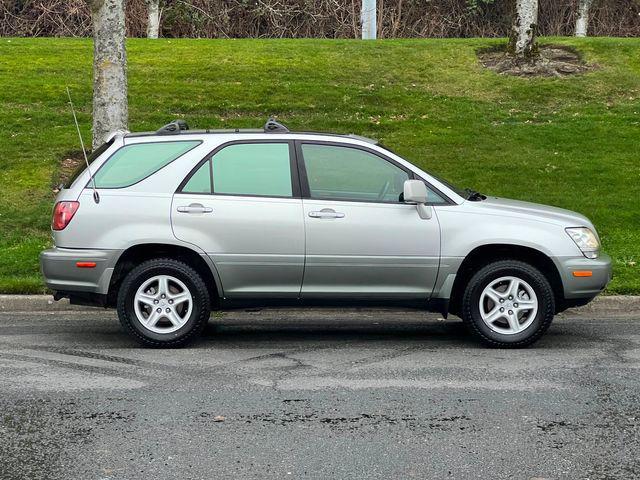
[297,141,443,299]
[172,140,304,298]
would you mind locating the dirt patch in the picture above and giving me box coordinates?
[53,151,84,193]
[479,45,595,77]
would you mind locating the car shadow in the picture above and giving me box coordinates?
[198,319,480,347]
[194,316,587,349]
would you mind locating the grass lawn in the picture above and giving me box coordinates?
[0,37,638,294]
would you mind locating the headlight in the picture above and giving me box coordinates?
[565,227,600,259]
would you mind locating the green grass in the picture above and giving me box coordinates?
[0,37,638,294]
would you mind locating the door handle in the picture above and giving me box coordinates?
[308,208,345,219]
[177,203,213,214]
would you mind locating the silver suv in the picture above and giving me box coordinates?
[40,119,611,348]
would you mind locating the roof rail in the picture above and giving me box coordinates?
[156,119,189,135]
[264,118,289,133]
[135,118,377,144]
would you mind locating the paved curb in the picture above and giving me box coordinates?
[561,295,640,316]
[0,295,101,312]
[1,294,639,315]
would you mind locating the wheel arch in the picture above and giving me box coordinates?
[448,243,564,317]
[107,243,221,309]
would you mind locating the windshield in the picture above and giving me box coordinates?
[424,171,468,198]
[377,144,467,198]
[63,138,114,189]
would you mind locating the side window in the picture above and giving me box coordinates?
[211,143,292,197]
[182,160,211,194]
[94,141,200,188]
[301,144,409,203]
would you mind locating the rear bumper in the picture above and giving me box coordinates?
[40,247,122,295]
[555,253,612,301]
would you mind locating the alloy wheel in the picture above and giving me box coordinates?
[133,275,193,334]
[478,275,538,335]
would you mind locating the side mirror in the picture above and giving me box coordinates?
[403,179,432,220]
[403,180,428,204]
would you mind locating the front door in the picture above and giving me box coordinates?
[172,141,304,298]
[297,142,442,299]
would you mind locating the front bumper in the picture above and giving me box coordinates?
[555,253,612,300]
[40,247,122,295]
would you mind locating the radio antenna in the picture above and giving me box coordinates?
[66,87,99,204]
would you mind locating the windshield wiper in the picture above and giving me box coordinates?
[465,188,486,201]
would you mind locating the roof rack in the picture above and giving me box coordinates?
[156,119,189,135]
[129,118,377,144]
[264,118,289,133]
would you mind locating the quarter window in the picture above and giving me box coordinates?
[211,143,292,197]
[301,144,409,203]
[94,141,200,188]
[182,160,211,194]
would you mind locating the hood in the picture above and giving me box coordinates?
[469,196,593,228]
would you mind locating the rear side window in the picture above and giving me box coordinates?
[93,141,200,188]
[211,143,292,197]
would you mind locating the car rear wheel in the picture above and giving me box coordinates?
[117,258,210,347]
[461,259,555,348]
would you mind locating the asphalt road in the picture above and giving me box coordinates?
[0,307,639,480]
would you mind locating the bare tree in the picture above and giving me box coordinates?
[575,0,594,36]
[508,0,539,60]
[147,0,160,38]
[89,0,128,149]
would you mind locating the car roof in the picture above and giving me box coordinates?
[124,129,378,145]
[122,119,378,145]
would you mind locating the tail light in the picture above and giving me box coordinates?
[52,201,79,230]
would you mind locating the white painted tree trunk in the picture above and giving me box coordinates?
[90,0,128,149]
[509,0,539,60]
[147,0,160,39]
[361,0,377,39]
[575,0,593,37]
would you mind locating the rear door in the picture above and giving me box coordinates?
[297,141,443,299]
[172,141,304,298]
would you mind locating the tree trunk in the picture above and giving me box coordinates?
[575,0,593,37]
[508,0,539,61]
[361,0,377,39]
[147,0,160,39]
[90,0,128,149]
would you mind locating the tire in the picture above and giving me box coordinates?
[117,258,210,347]
[461,259,555,348]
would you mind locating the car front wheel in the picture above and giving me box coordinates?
[461,259,555,348]
[117,258,210,347]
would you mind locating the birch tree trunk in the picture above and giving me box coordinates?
[361,0,377,39]
[508,0,539,61]
[147,0,160,38]
[575,0,593,37]
[90,0,128,149]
